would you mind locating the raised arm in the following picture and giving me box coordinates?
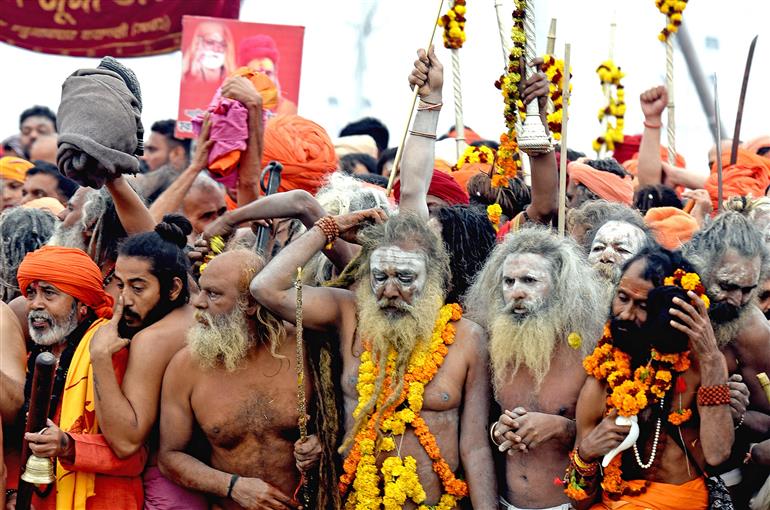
[637,86,667,187]
[398,46,443,220]
[220,76,264,207]
[523,58,558,224]
[458,320,497,510]
[149,118,213,223]
[250,209,386,331]
[104,175,155,234]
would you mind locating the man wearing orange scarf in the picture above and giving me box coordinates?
[567,160,634,207]
[6,246,146,510]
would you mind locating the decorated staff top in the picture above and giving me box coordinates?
[439,0,467,49]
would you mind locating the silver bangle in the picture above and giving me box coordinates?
[489,421,504,447]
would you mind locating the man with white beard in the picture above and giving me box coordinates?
[682,210,770,506]
[465,226,605,510]
[159,249,332,509]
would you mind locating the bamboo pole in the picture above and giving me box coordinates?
[558,43,571,237]
[665,16,676,164]
[493,0,510,68]
[386,0,446,196]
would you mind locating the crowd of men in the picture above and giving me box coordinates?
[1,42,770,510]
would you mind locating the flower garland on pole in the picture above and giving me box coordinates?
[339,304,469,510]
[564,269,708,501]
[439,0,468,160]
[540,55,571,141]
[492,0,526,189]
[592,61,625,154]
[656,0,689,164]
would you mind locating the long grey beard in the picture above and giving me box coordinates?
[48,223,87,251]
[713,308,749,348]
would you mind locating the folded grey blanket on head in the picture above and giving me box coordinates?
[57,56,143,188]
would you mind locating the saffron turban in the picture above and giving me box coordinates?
[17,246,114,319]
[644,207,698,250]
[0,156,34,183]
[57,57,143,188]
[238,34,280,66]
[705,148,770,210]
[393,169,470,206]
[452,162,490,193]
[261,115,338,194]
[567,162,634,205]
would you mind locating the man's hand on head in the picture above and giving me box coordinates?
[334,208,388,244]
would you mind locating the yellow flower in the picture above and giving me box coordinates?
[680,272,700,291]
[568,332,582,349]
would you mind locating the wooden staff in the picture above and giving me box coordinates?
[730,35,758,165]
[294,267,311,507]
[493,0,510,68]
[665,16,676,164]
[758,372,770,405]
[714,74,724,212]
[544,18,557,117]
[558,43,571,237]
[386,0,446,196]
[16,352,57,510]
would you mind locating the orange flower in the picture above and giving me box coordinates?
[668,408,692,425]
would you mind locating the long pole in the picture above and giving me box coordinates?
[493,0,510,68]
[714,74,723,213]
[386,0,446,196]
[665,16,676,164]
[451,46,466,159]
[558,43,571,237]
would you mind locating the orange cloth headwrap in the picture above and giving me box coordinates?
[567,162,634,205]
[17,246,114,319]
[261,115,338,195]
[743,136,770,158]
[705,148,770,210]
[644,206,698,250]
[0,156,34,183]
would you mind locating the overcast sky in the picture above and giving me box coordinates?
[1,0,767,174]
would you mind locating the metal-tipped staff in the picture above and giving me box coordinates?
[558,43,571,237]
[714,74,723,213]
[730,35,758,165]
[386,0,446,196]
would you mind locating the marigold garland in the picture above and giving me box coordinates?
[592,60,625,154]
[198,235,224,273]
[655,0,688,42]
[452,144,495,172]
[492,0,526,189]
[486,203,502,231]
[439,0,467,49]
[340,304,468,510]
[567,269,708,501]
[540,55,572,141]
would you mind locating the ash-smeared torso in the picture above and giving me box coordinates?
[496,343,585,508]
[190,331,312,510]
[340,319,476,509]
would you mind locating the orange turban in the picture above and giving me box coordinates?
[453,162,490,192]
[567,162,634,205]
[644,207,698,250]
[0,156,33,183]
[393,169,470,206]
[744,136,770,158]
[705,148,770,210]
[261,115,338,195]
[17,246,114,319]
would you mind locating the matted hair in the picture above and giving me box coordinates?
[0,207,57,302]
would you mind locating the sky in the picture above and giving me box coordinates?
[1,0,768,174]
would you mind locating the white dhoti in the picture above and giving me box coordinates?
[499,496,572,510]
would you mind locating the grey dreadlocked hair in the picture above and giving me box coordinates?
[682,210,770,289]
[566,199,643,247]
[580,204,655,254]
[0,207,57,302]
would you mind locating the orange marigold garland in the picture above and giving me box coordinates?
[439,0,467,50]
[492,0,526,189]
[339,304,468,510]
[566,269,708,501]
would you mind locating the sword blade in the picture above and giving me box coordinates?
[730,35,758,165]
[714,74,723,213]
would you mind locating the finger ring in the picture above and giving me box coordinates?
[38,427,49,435]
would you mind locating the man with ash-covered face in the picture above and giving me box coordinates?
[251,209,498,508]
[682,210,770,503]
[465,227,605,510]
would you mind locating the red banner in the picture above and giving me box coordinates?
[0,0,240,58]
[176,16,305,138]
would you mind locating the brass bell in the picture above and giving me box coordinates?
[21,455,55,484]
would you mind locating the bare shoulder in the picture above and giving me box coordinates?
[164,346,199,386]
[0,301,22,337]
[8,295,29,340]
[454,317,488,361]
[130,305,194,353]
[734,306,770,365]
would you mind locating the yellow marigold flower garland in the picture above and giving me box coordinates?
[655,0,688,42]
[452,144,495,172]
[198,235,225,274]
[439,0,467,49]
[492,0,526,189]
[540,55,572,141]
[487,203,502,231]
[592,60,625,154]
[340,304,468,510]
[567,269,709,501]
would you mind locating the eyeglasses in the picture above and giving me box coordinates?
[198,36,226,52]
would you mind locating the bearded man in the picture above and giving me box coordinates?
[159,249,334,509]
[682,210,770,505]
[464,227,604,509]
[250,210,497,509]
[5,246,146,509]
[570,247,733,509]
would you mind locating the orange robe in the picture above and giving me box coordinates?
[8,347,146,510]
[590,477,708,510]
